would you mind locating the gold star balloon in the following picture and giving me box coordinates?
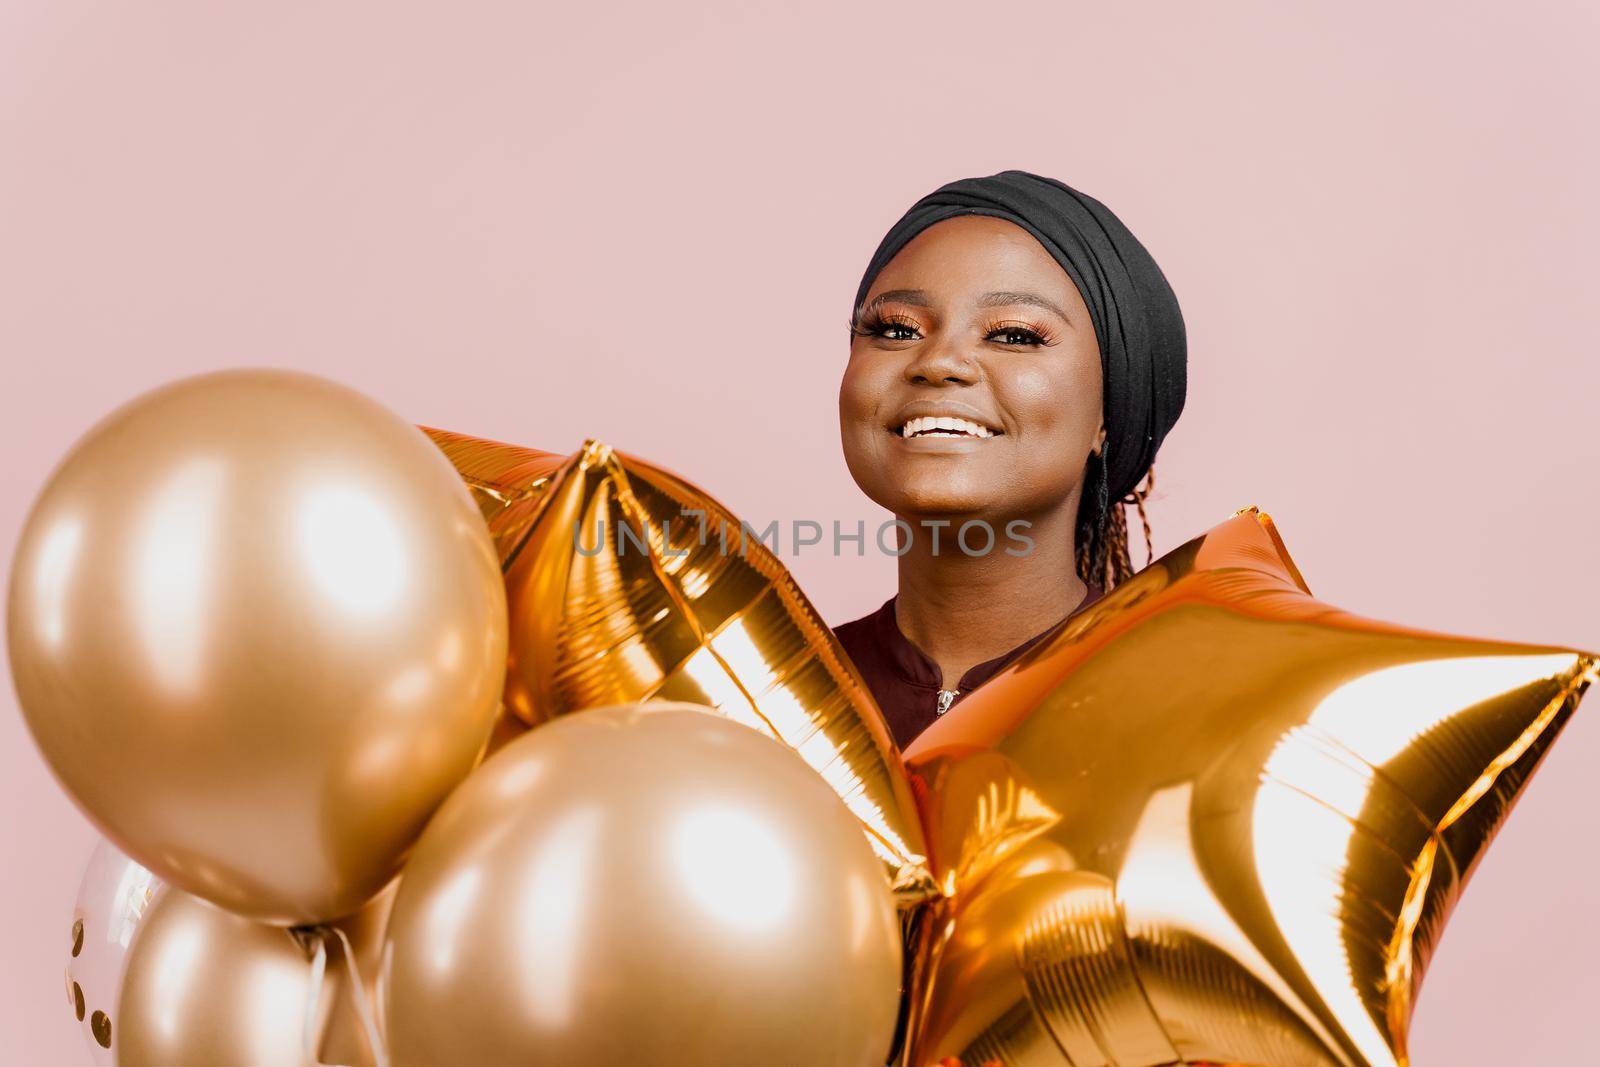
[421,428,934,904]
[422,426,567,554]
[902,508,1594,1067]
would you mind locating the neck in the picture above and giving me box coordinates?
[892,498,1088,689]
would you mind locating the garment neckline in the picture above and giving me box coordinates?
[867,581,1103,693]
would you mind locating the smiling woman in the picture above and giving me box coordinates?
[833,170,1188,749]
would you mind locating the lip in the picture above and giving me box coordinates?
[890,432,991,453]
[884,400,1005,439]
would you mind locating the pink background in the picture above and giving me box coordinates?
[3,2,1596,1062]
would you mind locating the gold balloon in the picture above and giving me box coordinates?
[7,370,508,924]
[419,427,568,759]
[420,428,933,904]
[420,425,565,557]
[381,702,904,1067]
[901,508,1596,1067]
[117,883,394,1067]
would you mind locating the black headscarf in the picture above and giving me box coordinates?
[852,169,1187,505]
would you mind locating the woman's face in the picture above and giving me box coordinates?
[839,215,1105,525]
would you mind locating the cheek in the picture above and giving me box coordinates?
[838,354,887,430]
[838,356,897,503]
[1000,362,1102,449]
[987,356,1104,510]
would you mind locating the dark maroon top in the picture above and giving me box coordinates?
[833,583,1104,751]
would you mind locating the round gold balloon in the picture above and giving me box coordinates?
[117,883,394,1067]
[381,702,904,1067]
[901,508,1596,1067]
[7,370,507,924]
[419,427,934,906]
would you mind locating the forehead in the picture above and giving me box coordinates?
[869,215,1072,297]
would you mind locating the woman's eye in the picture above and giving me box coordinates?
[857,315,921,341]
[989,326,1045,346]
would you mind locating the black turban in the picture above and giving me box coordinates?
[852,169,1187,505]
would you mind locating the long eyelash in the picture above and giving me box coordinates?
[846,309,1056,345]
[983,318,1058,346]
[849,309,920,339]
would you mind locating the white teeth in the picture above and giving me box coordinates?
[898,415,994,439]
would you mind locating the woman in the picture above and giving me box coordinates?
[833,169,1188,751]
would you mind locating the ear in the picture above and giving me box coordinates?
[1093,426,1108,456]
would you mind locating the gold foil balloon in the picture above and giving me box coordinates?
[117,883,394,1066]
[420,428,933,904]
[380,702,904,1067]
[420,425,565,557]
[419,427,567,759]
[901,508,1596,1067]
[7,370,508,924]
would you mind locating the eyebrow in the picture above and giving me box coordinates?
[858,289,933,316]
[857,288,1072,324]
[976,290,1073,324]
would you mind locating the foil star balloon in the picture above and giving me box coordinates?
[421,428,934,904]
[902,508,1594,1067]
[422,426,566,557]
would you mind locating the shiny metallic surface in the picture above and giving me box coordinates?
[421,428,933,905]
[380,702,903,1067]
[7,371,508,924]
[902,509,1595,1067]
[420,426,565,557]
[116,883,393,1067]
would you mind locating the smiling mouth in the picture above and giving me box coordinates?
[892,415,1000,440]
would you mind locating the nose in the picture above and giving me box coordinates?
[903,335,980,387]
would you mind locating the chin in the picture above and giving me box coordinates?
[887,484,994,520]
